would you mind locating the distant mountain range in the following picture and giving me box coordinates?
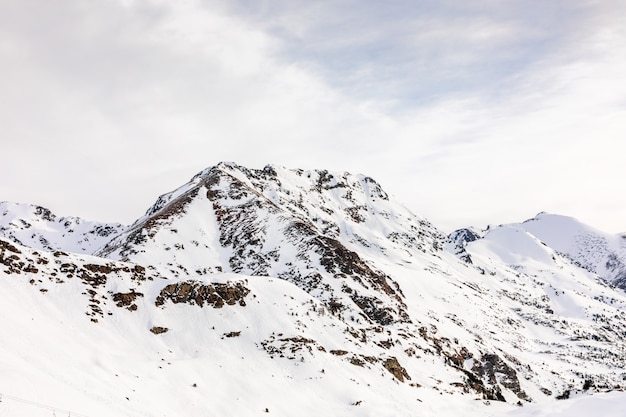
[2,162,626,416]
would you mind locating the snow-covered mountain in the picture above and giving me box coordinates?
[2,162,626,417]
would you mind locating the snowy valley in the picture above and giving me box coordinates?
[1,162,626,417]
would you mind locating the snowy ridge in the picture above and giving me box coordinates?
[2,163,626,416]
[0,201,124,254]
[519,213,626,288]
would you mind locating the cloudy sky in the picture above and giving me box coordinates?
[1,0,625,233]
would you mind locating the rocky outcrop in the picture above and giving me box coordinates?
[155,280,250,308]
[383,357,411,382]
[471,353,528,402]
[150,326,169,334]
[113,290,144,311]
[447,228,481,264]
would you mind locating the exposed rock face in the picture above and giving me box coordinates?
[150,326,169,334]
[0,239,21,254]
[113,290,143,311]
[0,239,27,274]
[155,280,250,308]
[383,357,411,382]
[446,228,481,264]
[471,353,528,402]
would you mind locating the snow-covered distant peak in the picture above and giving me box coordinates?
[447,212,626,289]
[521,212,607,252]
[0,201,125,254]
[518,212,626,287]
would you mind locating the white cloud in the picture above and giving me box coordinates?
[0,0,399,222]
[1,0,624,234]
[378,3,626,232]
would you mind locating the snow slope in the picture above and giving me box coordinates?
[501,391,626,417]
[0,237,513,417]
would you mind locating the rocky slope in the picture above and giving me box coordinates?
[2,163,626,416]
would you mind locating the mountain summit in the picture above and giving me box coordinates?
[1,163,626,416]
[97,162,443,326]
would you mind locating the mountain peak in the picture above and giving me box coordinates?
[516,212,626,287]
[97,163,441,326]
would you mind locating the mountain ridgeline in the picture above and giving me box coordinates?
[2,162,626,416]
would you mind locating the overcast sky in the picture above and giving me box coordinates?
[1,0,625,233]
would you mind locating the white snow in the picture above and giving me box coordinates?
[499,391,626,417]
